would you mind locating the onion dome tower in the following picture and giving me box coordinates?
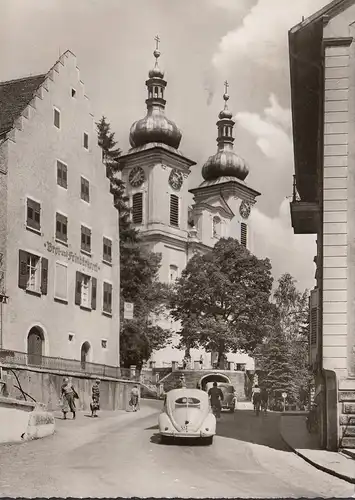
[201,81,249,182]
[129,35,182,150]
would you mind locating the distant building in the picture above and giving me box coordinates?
[120,40,261,370]
[0,51,120,367]
[289,0,355,450]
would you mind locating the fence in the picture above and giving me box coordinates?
[0,350,138,381]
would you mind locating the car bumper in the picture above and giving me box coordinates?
[160,430,215,438]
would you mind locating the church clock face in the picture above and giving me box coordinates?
[129,166,145,187]
[239,200,251,220]
[169,169,183,191]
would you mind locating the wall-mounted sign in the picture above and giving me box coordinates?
[124,302,134,320]
[44,242,100,272]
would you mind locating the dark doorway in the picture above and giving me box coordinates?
[81,341,91,370]
[199,373,231,391]
[27,327,44,366]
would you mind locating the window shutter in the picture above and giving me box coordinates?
[241,223,247,247]
[91,277,97,310]
[18,250,29,289]
[107,283,112,313]
[132,193,143,224]
[170,195,179,227]
[41,257,48,295]
[75,271,82,305]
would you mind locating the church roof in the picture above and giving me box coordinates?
[0,74,46,137]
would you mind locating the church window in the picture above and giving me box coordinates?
[132,192,143,224]
[170,195,179,227]
[241,222,247,247]
[212,216,221,239]
[169,265,179,283]
[154,86,158,98]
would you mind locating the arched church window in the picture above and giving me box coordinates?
[132,192,143,225]
[169,265,179,283]
[212,216,221,239]
[154,86,159,98]
[241,222,247,247]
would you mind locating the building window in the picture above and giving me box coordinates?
[170,195,179,227]
[241,222,247,247]
[54,108,60,129]
[212,216,221,239]
[103,282,112,314]
[75,271,96,310]
[132,192,143,224]
[56,213,68,243]
[18,250,48,295]
[54,261,68,302]
[81,177,90,202]
[83,133,89,150]
[26,198,41,232]
[57,160,67,189]
[103,237,112,263]
[71,88,76,98]
[101,339,108,349]
[169,265,178,283]
[81,225,91,253]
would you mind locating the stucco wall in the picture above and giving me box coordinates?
[1,52,120,366]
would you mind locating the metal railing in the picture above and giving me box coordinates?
[0,350,137,381]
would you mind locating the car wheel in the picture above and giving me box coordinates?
[160,435,170,445]
[203,436,213,446]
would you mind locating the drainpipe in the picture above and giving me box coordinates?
[0,294,8,350]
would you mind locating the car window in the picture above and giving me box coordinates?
[175,397,201,407]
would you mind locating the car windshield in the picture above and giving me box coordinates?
[175,397,201,408]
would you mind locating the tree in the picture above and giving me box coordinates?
[170,238,275,366]
[257,273,311,405]
[96,116,172,369]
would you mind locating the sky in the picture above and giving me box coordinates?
[1,0,328,293]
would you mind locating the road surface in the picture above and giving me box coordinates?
[0,401,353,498]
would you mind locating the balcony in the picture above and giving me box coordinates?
[290,175,320,234]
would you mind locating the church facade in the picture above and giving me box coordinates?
[120,40,261,370]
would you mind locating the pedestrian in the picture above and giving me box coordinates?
[252,384,261,415]
[199,355,203,370]
[61,377,78,420]
[208,381,224,419]
[260,387,268,414]
[182,357,187,370]
[130,385,140,411]
[90,378,101,418]
[178,375,186,388]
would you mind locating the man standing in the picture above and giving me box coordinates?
[208,382,224,419]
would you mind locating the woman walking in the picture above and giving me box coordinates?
[61,377,78,420]
[91,379,101,417]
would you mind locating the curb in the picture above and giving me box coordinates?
[280,420,355,485]
[342,449,355,460]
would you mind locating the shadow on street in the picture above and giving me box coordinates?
[216,409,290,452]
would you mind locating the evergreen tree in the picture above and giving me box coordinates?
[96,116,172,369]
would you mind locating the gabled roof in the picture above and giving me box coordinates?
[290,0,355,35]
[0,74,46,137]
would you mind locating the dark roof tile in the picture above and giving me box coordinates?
[0,74,46,136]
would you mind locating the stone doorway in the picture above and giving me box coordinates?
[27,326,44,366]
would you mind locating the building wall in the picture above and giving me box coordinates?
[1,52,120,366]
[322,42,349,378]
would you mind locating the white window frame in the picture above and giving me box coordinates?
[26,253,41,293]
[54,261,68,303]
[54,107,61,129]
[81,273,91,308]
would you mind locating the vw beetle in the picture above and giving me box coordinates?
[158,388,216,444]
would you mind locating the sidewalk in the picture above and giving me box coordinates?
[280,414,355,484]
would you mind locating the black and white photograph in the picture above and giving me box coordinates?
[0,0,355,497]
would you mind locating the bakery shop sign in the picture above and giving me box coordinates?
[44,241,100,272]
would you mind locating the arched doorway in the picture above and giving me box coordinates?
[27,327,44,366]
[81,341,91,369]
[199,373,231,391]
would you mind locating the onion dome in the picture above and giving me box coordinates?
[129,36,182,150]
[202,82,249,182]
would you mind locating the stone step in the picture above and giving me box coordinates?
[340,436,355,448]
[338,390,355,402]
[340,415,355,425]
[341,425,355,437]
